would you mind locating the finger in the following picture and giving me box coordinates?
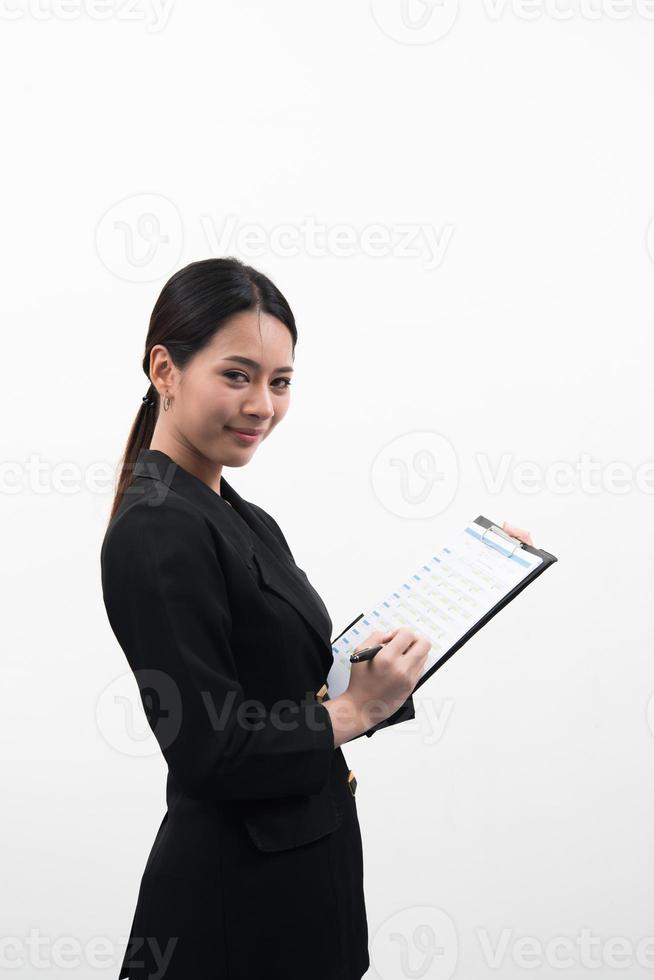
[503,521,534,546]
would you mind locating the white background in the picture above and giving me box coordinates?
[3,1,654,977]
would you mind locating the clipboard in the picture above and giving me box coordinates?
[327,515,558,737]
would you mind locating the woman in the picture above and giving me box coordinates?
[100,257,533,980]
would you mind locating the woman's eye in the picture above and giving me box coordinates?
[223,371,291,390]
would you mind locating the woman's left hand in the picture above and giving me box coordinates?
[502,521,535,547]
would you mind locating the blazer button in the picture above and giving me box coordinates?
[315,683,329,704]
[347,770,357,796]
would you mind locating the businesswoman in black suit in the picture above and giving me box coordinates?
[101,256,438,980]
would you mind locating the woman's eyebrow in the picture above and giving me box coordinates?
[221,356,294,373]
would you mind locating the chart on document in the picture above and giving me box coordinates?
[326,517,546,699]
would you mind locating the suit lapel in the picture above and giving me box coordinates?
[130,450,333,654]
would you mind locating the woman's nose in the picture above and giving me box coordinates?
[243,386,275,419]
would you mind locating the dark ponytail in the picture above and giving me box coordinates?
[108,256,298,525]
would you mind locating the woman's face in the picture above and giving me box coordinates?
[150,309,294,470]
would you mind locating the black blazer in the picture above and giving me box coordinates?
[100,448,414,980]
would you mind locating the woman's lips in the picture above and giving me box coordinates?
[226,427,261,445]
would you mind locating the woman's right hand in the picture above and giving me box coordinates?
[346,626,430,729]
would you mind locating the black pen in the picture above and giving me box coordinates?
[349,644,384,663]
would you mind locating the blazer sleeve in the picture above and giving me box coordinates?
[100,499,335,803]
[258,505,417,738]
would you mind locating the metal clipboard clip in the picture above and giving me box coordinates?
[481,523,524,557]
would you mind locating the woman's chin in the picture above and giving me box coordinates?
[222,442,257,464]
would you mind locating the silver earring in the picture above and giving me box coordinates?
[163,392,171,411]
